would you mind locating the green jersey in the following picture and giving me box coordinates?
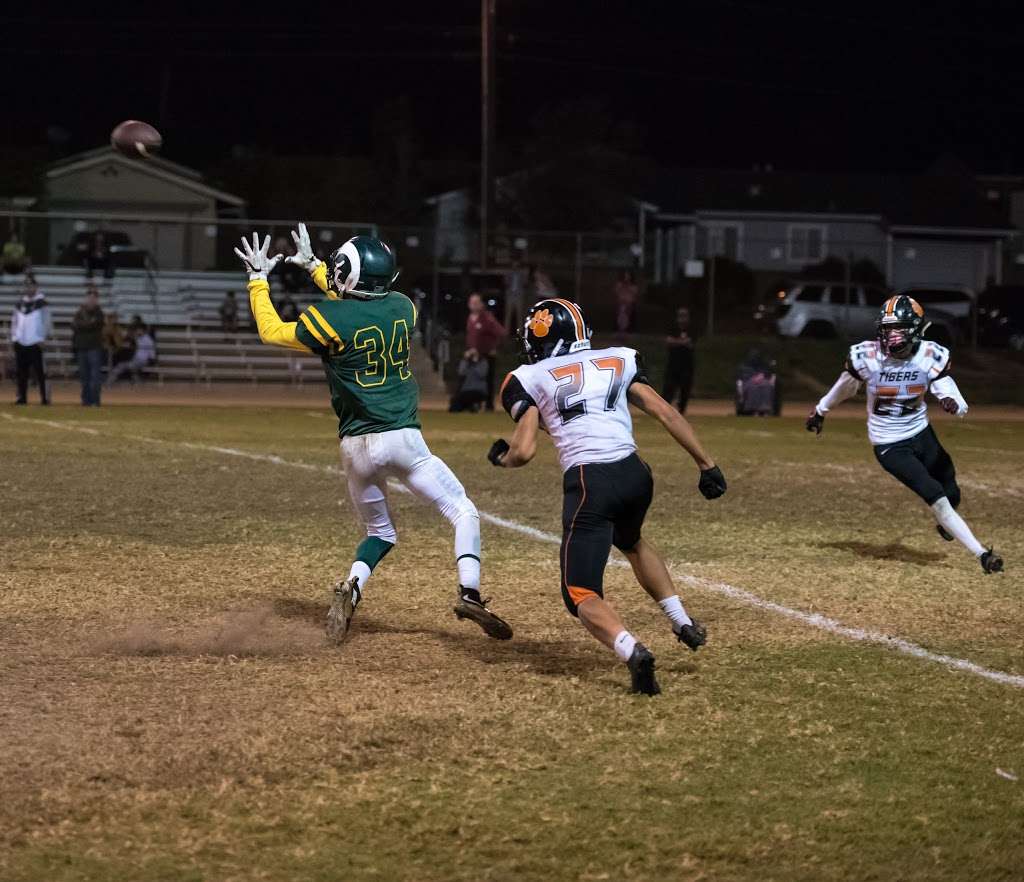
[294,292,420,438]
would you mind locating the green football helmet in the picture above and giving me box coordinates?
[326,235,399,299]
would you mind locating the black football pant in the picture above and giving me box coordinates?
[873,425,959,508]
[14,343,48,404]
[559,453,653,616]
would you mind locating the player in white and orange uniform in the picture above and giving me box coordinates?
[487,298,727,695]
[807,294,1003,574]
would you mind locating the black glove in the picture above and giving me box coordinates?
[698,465,727,500]
[805,408,825,434]
[487,438,510,467]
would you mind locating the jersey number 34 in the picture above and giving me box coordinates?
[353,319,412,387]
[549,356,625,424]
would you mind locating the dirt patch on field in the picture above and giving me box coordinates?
[90,604,322,658]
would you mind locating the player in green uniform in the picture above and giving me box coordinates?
[235,228,512,643]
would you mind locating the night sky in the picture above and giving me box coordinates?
[4,0,1024,174]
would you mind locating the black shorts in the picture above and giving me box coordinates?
[560,452,653,616]
[873,425,960,508]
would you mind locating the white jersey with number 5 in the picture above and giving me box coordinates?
[848,339,952,444]
[502,346,644,472]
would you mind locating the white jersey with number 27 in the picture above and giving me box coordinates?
[505,345,642,472]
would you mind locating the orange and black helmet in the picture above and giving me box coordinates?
[520,298,592,363]
[877,294,929,358]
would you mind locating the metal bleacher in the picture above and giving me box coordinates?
[0,266,444,388]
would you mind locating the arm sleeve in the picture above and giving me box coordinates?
[815,372,861,414]
[310,261,331,294]
[501,373,538,422]
[629,350,651,386]
[247,279,311,353]
[930,375,968,416]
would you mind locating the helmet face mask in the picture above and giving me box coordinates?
[877,295,928,359]
[521,299,592,364]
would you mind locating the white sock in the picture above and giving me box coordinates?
[347,561,372,595]
[453,512,481,591]
[658,595,693,631]
[613,630,637,662]
[931,497,985,557]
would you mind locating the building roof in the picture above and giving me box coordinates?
[637,167,1012,232]
[47,147,246,207]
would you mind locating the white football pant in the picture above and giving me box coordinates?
[339,428,481,589]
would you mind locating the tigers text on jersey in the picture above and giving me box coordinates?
[294,291,420,438]
[502,346,646,472]
[847,339,951,445]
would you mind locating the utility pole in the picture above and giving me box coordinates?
[480,0,495,270]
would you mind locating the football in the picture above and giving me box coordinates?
[110,119,162,158]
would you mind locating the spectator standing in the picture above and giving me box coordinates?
[71,285,105,406]
[2,231,28,275]
[662,306,695,414]
[464,292,506,411]
[503,259,528,332]
[614,270,639,335]
[11,278,51,404]
[219,290,239,336]
[107,321,156,385]
[85,232,112,279]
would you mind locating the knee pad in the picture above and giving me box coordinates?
[445,494,479,527]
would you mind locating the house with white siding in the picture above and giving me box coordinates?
[638,167,1015,291]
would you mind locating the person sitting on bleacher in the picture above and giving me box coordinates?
[106,321,156,385]
[103,311,132,369]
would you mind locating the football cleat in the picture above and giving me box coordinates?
[326,576,361,644]
[980,548,1004,574]
[454,588,513,640]
[675,619,707,651]
[936,524,955,542]
[627,643,661,696]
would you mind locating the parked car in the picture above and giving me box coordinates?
[775,281,958,344]
[893,286,974,322]
[977,285,1024,350]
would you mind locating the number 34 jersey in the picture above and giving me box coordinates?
[502,346,646,472]
[294,292,420,438]
[847,339,952,445]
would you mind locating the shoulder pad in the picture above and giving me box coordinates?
[920,342,951,378]
[846,341,878,380]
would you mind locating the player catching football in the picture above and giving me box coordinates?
[806,294,1004,574]
[487,299,727,696]
[235,227,512,643]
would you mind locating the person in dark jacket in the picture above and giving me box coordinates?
[71,286,105,405]
[662,307,695,414]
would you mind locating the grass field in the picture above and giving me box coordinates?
[2,399,1023,881]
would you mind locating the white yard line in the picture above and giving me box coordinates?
[5,411,1023,690]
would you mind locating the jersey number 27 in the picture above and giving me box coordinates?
[549,356,625,424]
